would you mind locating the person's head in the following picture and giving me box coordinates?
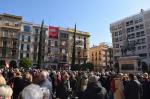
[0,74,6,85]
[24,73,33,83]
[19,84,43,99]
[0,85,13,99]
[14,70,22,78]
[88,75,99,84]
[39,71,48,81]
[63,72,70,81]
[129,73,134,80]
[143,73,148,79]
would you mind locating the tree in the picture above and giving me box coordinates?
[37,20,45,69]
[19,58,32,69]
[71,24,76,70]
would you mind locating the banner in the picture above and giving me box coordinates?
[49,26,59,38]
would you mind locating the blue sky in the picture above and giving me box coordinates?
[0,0,150,46]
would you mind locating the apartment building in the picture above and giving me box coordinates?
[89,43,113,71]
[68,28,90,64]
[0,13,90,68]
[0,13,22,67]
[19,22,34,60]
[110,9,150,66]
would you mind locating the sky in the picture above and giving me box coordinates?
[0,0,150,47]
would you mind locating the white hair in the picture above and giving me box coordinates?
[0,85,13,98]
[21,84,43,99]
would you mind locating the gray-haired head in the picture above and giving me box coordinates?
[40,71,48,80]
[21,84,43,99]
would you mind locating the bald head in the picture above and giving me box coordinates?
[40,71,48,80]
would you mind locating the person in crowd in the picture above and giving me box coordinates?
[38,70,53,99]
[112,74,125,99]
[55,71,62,98]
[0,84,13,99]
[58,72,71,99]
[9,70,24,99]
[124,73,143,99]
[18,84,44,99]
[141,73,150,99]
[82,75,107,99]
[69,72,77,98]
[0,74,6,85]
[76,72,88,99]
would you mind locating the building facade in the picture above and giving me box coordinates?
[0,13,22,67]
[59,28,90,68]
[89,43,112,71]
[110,9,150,67]
[0,13,90,68]
[19,22,34,61]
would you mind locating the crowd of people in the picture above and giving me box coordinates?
[0,67,150,99]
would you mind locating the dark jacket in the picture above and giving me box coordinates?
[12,77,24,99]
[124,80,143,99]
[58,80,71,99]
[82,82,107,99]
[142,79,150,99]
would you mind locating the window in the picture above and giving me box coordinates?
[26,53,29,58]
[12,50,16,57]
[3,40,7,47]
[24,25,31,32]
[13,40,17,49]
[119,30,122,35]
[28,36,30,42]
[139,53,147,58]
[21,44,24,50]
[27,44,30,51]
[114,32,118,36]
[127,28,130,33]
[130,20,133,25]
[22,35,24,41]
[34,35,38,42]
[141,31,145,36]
[142,38,145,44]
[138,46,141,50]
[3,30,8,37]
[115,38,118,42]
[116,44,119,48]
[13,32,18,38]
[131,27,134,32]
[142,46,146,49]
[55,41,58,47]
[20,53,23,59]
[35,29,39,34]
[48,40,51,46]
[135,25,140,30]
[126,22,129,26]
[2,48,7,57]
[140,24,144,29]
[136,32,140,37]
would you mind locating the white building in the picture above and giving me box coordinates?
[110,9,150,67]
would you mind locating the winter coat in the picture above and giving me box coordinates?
[82,82,107,99]
[124,80,143,99]
[58,80,71,99]
[142,79,150,99]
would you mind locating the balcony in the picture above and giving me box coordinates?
[0,23,21,30]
